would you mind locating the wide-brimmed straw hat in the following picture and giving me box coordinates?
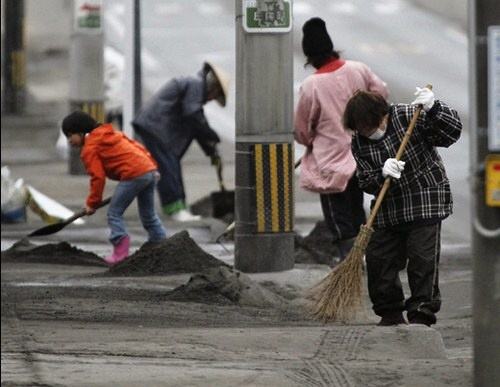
[204,62,230,107]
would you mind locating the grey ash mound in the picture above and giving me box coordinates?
[108,230,230,276]
[294,220,339,266]
[166,266,287,308]
[1,238,105,266]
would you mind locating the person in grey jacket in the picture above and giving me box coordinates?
[133,62,229,221]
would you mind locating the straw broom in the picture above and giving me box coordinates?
[308,85,431,323]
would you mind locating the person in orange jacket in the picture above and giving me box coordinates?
[62,111,166,265]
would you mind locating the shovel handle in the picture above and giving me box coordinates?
[63,197,112,225]
[365,85,432,229]
[214,157,226,192]
[28,197,112,237]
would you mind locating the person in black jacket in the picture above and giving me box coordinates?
[133,62,229,221]
[344,87,462,327]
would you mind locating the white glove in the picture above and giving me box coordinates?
[382,158,406,179]
[411,87,435,111]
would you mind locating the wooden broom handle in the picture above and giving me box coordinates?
[365,84,432,229]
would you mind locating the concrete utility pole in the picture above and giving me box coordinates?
[235,0,294,272]
[68,0,104,175]
[469,1,500,385]
[122,0,142,138]
[2,0,26,114]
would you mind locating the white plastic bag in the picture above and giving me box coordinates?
[26,185,85,225]
[1,166,27,223]
[55,129,69,161]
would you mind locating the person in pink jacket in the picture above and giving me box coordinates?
[294,17,389,260]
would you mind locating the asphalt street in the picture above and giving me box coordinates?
[0,72,473,387]
[1,1,475,386]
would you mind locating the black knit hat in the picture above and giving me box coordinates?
[61,111,99,137]
[302,17,334,58]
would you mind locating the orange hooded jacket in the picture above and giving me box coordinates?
[81,124,157,208]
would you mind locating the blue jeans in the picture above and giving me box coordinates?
[108,171,167,245]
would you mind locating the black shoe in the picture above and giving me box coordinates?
[377,312,407,326]
[408,314,434,327]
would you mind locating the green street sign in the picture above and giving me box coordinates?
[74,0,102,31]
[243,0,292,33]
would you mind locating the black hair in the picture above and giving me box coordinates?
[61,111,99,137]
[305,50,341,69]
[343,91,390,135]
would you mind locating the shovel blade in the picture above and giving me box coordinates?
[211,190,234,218]
[28,221,68,237]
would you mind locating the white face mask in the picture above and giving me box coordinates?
[368,128,385,140]
[368,120,387,140]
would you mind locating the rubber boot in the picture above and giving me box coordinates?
[104,236,130,265]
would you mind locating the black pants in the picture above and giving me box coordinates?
[139,135,185,207]
[366,222,442,323]
[320,174,366,242]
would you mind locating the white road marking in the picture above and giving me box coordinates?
[198,2,224,16]
[104,12,125,39]
[329,2,357,14]
[142,50,161,72]
[293,1,313,15]
[106,2,125,16]
[155,2,183,16]
[195,51,234,63]
[445,27,468,45]
[358,42,428,56]
[373,0,403,15]
[358,42,395,55]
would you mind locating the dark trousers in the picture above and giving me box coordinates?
[366,222,442,323]
[139,135,185,207]
[320,174,366,242]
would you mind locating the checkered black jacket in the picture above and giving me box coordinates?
[351,100,462,229]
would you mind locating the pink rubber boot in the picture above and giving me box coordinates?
[104,236,130,265]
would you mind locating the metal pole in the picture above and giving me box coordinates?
[2,0,26,114]
[122,0,141,138]
[134,0,142,116]
[68,0,105,175]
[234,0,294,272]
[469,1,500,385]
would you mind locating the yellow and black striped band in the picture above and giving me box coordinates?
[253,143,293,233]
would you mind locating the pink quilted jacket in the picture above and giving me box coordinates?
[294,58,388,193]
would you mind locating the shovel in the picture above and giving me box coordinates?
[28,197,111,237]
[210,157,235,219]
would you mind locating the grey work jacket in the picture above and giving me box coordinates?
[132,70,220,159]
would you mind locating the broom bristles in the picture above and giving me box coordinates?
[307,225,373,323]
